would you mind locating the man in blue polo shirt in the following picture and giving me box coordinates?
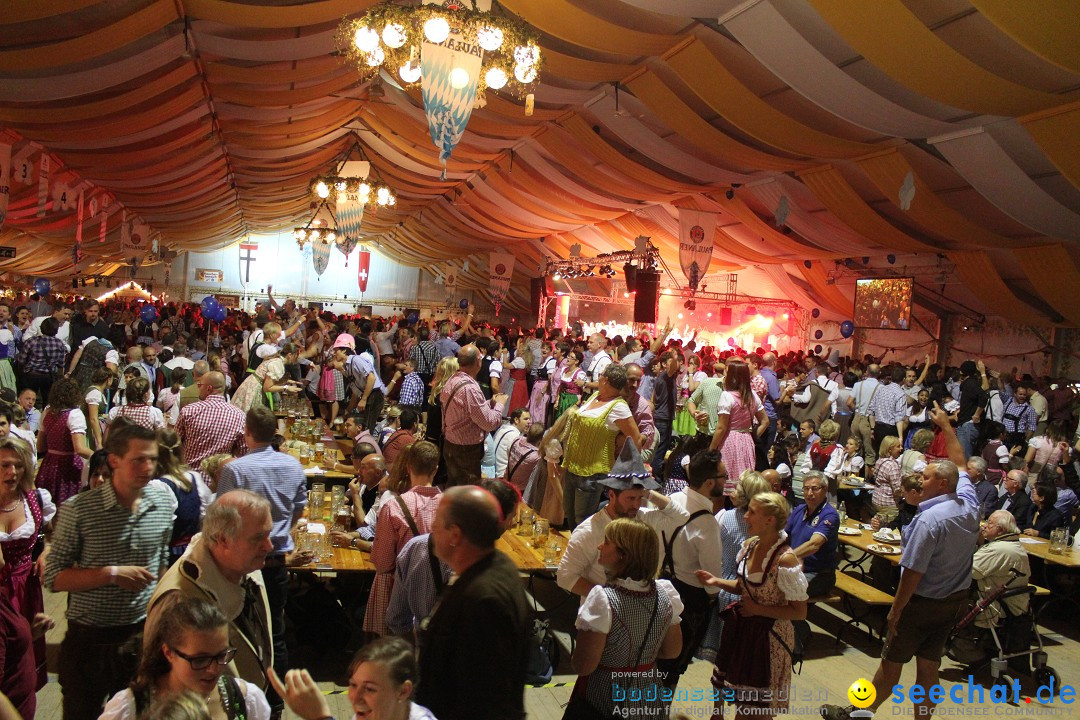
[785,470,838,661]
[823,405,979,720]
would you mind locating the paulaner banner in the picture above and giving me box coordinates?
[488,251,514,316]
[421,0,488,178]
[678,208,716,292]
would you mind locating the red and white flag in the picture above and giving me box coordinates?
[357,249,371,293]
[36,154,49,217]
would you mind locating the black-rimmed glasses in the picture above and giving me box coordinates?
[169,646,237,670]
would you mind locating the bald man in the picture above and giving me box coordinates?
[178,359,211,410]
[761,468,783,494]
[176,370,247,468]
[418,486,531,720]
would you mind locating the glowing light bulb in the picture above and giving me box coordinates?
[336,181,347,193]
[353,26,379,53]
[423,17,450,44]
[678,312,684,320]
[381,23,406,49]
[485,67,508,90]
[514,44,538,66]
[358,183,371,199]
[398,61,421,83]
[315,181,330,199]
[449,67,470,89]
[376,187,390,205]
[365,47,385,67]
[514,64,537,84]
[326,232,337,243]
[477,26,503,51]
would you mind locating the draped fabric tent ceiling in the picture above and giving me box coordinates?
[2,0,1079,325]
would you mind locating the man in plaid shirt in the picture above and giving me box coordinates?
[388,357,425,411]
[176,371,246,470]
[1001,383,1038,447]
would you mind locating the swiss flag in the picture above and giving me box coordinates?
[357,249,371,293]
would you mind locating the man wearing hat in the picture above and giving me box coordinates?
[557,441,689,600]
[331,334,386,434]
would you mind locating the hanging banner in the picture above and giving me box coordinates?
[335,236,358,264]
[98,197,110,243]
[197,268,224,283]
[238,238,258,284]
[444,265,459,302]
[124,220,150,259]
[357,249,371,293]
[337,160,370,246]
[75,192,84,245]
[36,154,49,217]
[489,251,514,316]
[678,208,717,292]
[0,143,9,230]
[312,241,331,277]
[420,0,487,177]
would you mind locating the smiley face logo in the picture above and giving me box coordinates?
[848,678,876,708]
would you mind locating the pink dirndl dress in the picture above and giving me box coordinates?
[719,391,757,496]
[0,490,49,688]
[36,409,84,509]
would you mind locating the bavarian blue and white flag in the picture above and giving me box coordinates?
[336,160,370,248]
[421,0,487,178]
[312,241,331,278]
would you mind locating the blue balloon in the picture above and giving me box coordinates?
[140,305,158,323]
[840,320,855,338]
[201,296,216,312]
[213,305,227,323]
[33,278,50,296]
[811,308,820,318]
[814,344,822,354]
[459,299,469,310]
[814,330,823,339]
[408,312,419,323]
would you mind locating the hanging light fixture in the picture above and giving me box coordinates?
[339,1,541,171]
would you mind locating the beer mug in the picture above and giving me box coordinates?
[516,507,535,535]
[314,443,326,464]
[533,518,550,548]
[1049,528,1067,555]
[543,538,561,566]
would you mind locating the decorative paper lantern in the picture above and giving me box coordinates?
[514,64,537,84]
[399,61,421,83]
[477,26,503,51]
[449,67,470,89]
[381,23,406,49]
[485,67,508,90]
[353,26,379,53]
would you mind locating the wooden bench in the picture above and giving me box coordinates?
[831,571,895,646]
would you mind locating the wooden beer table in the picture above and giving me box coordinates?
[290,527,567,575]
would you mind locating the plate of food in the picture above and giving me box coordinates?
[867,543,901,555]
[872,529,902,544]
[837,526,863,536]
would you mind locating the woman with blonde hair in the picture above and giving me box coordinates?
[152,429,212,564]
[697,492,807,719]
[709,358,769,500]
[567,518,683,719]
[0,435,55,690]
[900,428,934,477]
[425,356,458,487]
[870,435,904,521]
[231,332,300,412]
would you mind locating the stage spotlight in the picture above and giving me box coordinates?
[553,273,561,280]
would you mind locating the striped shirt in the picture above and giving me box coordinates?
[867,382,908,425]
[45,481,177,626]
[440,372,503,445]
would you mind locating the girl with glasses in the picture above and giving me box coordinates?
[102,595,269,720]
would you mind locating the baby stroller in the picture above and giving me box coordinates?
[945,568,1061,693]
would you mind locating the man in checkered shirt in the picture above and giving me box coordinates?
[45,422,177,720]
[176,370,247,471]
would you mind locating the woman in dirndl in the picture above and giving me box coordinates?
[0,435,55,689]
[697,492,808,719]
[35,377,93,510]
[528,341,555,423]
[709,358,769,502]
[231,341,293,413]
[555,349,586,421]
[507,338,532,414]
[672,354,705,437]
[565,517,682,720]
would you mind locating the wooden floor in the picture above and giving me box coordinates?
[34,576,1080,720]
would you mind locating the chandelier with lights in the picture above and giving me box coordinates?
[295,139,397,252]
[339,1,542,97]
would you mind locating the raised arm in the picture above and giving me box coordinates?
[930,402,965,467]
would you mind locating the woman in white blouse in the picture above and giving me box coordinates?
[568,518,683,719]
[697,492,807,719]
[100,594,270,720]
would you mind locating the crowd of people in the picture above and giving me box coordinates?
[0,288,1078,720]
